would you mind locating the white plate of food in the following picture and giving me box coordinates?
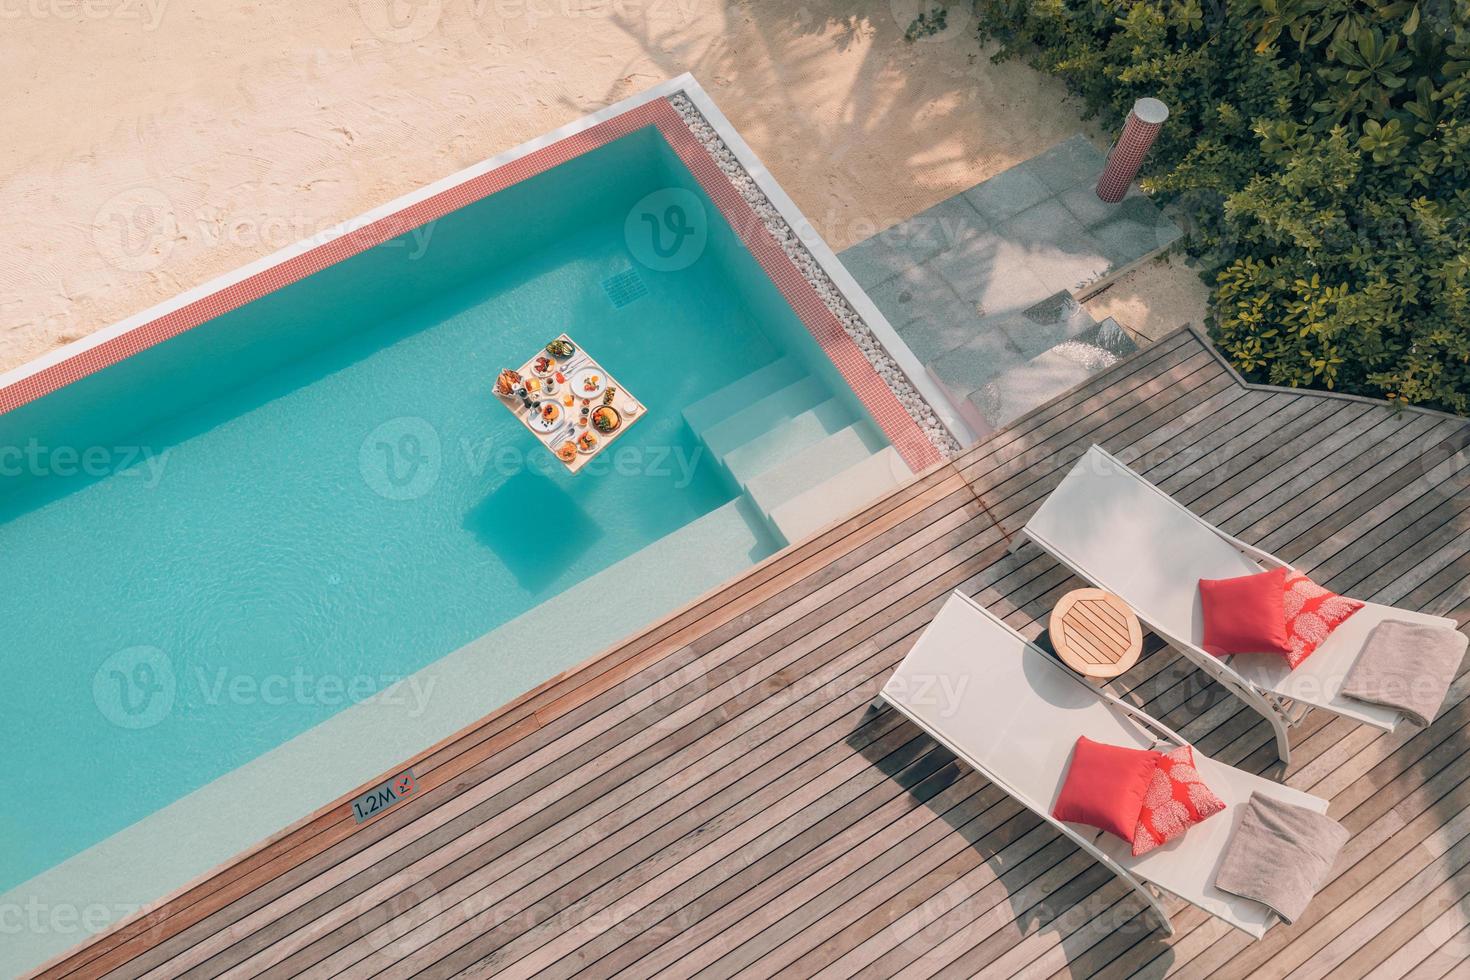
[528,353,558,379]
[570,366,608,400]
[576,429,601,455]
[527,400,566,434]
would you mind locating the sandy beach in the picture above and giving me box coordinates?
[1,1,1204,373]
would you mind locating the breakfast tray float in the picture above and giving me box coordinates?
[493,333,645,473]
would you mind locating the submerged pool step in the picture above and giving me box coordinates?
[742,421,886,513]
[722,399,859,488]
[544,497,775,629]
[702,376,830,459]
[766,446,910,546]
[682,356,805,437]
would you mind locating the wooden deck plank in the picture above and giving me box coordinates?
[602,423,1417,980]
[97,473,980,979]
[1156,700,1470,979]
[183,495,999,977]
[63,463,973,980]
[292,520,1005,975]
[38,329,1470,980]
[1371,875,1470,980]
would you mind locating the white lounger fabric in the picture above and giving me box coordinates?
[1232,602,1453,728]
[1097,753,1324,936]
[1022,445,1458,732]
[881,592,1328,938]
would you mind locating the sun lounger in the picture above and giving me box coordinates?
[878,590,1332,938]
[1014,444,1459,763]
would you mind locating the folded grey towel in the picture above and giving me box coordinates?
[1340,620,1468,727]
[1214,792,1348,925]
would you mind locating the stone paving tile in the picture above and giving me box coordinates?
[836,133,1179,431]
[892,296,989,363]
[839,195,988,289]
[968,343,1101,427]
[865,263,988,363]
[1024,134,1106,193]
[1086,195,1184,268]
[864,261,950,327]
[927,325,1027,402]
[903,194,991,256]
[997,198,1112,295]
[839,234,921,290]
[963,165,1051,225]
[1056,181,1140,228]
[923,231,1053,318]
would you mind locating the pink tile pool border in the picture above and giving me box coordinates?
[1,97,940,472]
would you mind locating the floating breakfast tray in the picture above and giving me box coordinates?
[494,333,645,473]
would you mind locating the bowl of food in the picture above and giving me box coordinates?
[546,338,576,359]
[590,405,621,434]
[576,430,600,454]
[554,440,578,463]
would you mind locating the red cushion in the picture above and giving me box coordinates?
[1283,572,1364,669]
[1198,568,1290,657]
[1132,745,1227,856]
[1052,736,1162,843]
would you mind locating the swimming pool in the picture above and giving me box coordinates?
[0,80,948,968]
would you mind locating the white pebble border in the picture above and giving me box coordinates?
[668,93,962,458]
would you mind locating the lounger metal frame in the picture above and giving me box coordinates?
[1012,444,1321,765]
[876,590,1340,940]
[877,592,1187,936]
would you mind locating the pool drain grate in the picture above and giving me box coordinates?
[601,268,648,308]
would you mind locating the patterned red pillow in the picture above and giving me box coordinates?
[1132,745,1226,857]
[1283,572,1364,670]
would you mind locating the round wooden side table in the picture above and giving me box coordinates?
[1050,588,1144,681]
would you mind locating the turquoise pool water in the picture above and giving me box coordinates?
[0,126,884,892]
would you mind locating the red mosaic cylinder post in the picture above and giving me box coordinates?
[1096,98,1169,203]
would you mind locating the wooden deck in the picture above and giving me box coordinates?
[42,328,1470,979]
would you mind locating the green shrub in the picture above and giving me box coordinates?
[977,0,1470,414]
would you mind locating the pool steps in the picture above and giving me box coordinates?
[683,359,916,547]
[681,355,804,434]
[722,398,854,488]
[742,420,885,514]
[699,374,830,459]
[767,447,909,544]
